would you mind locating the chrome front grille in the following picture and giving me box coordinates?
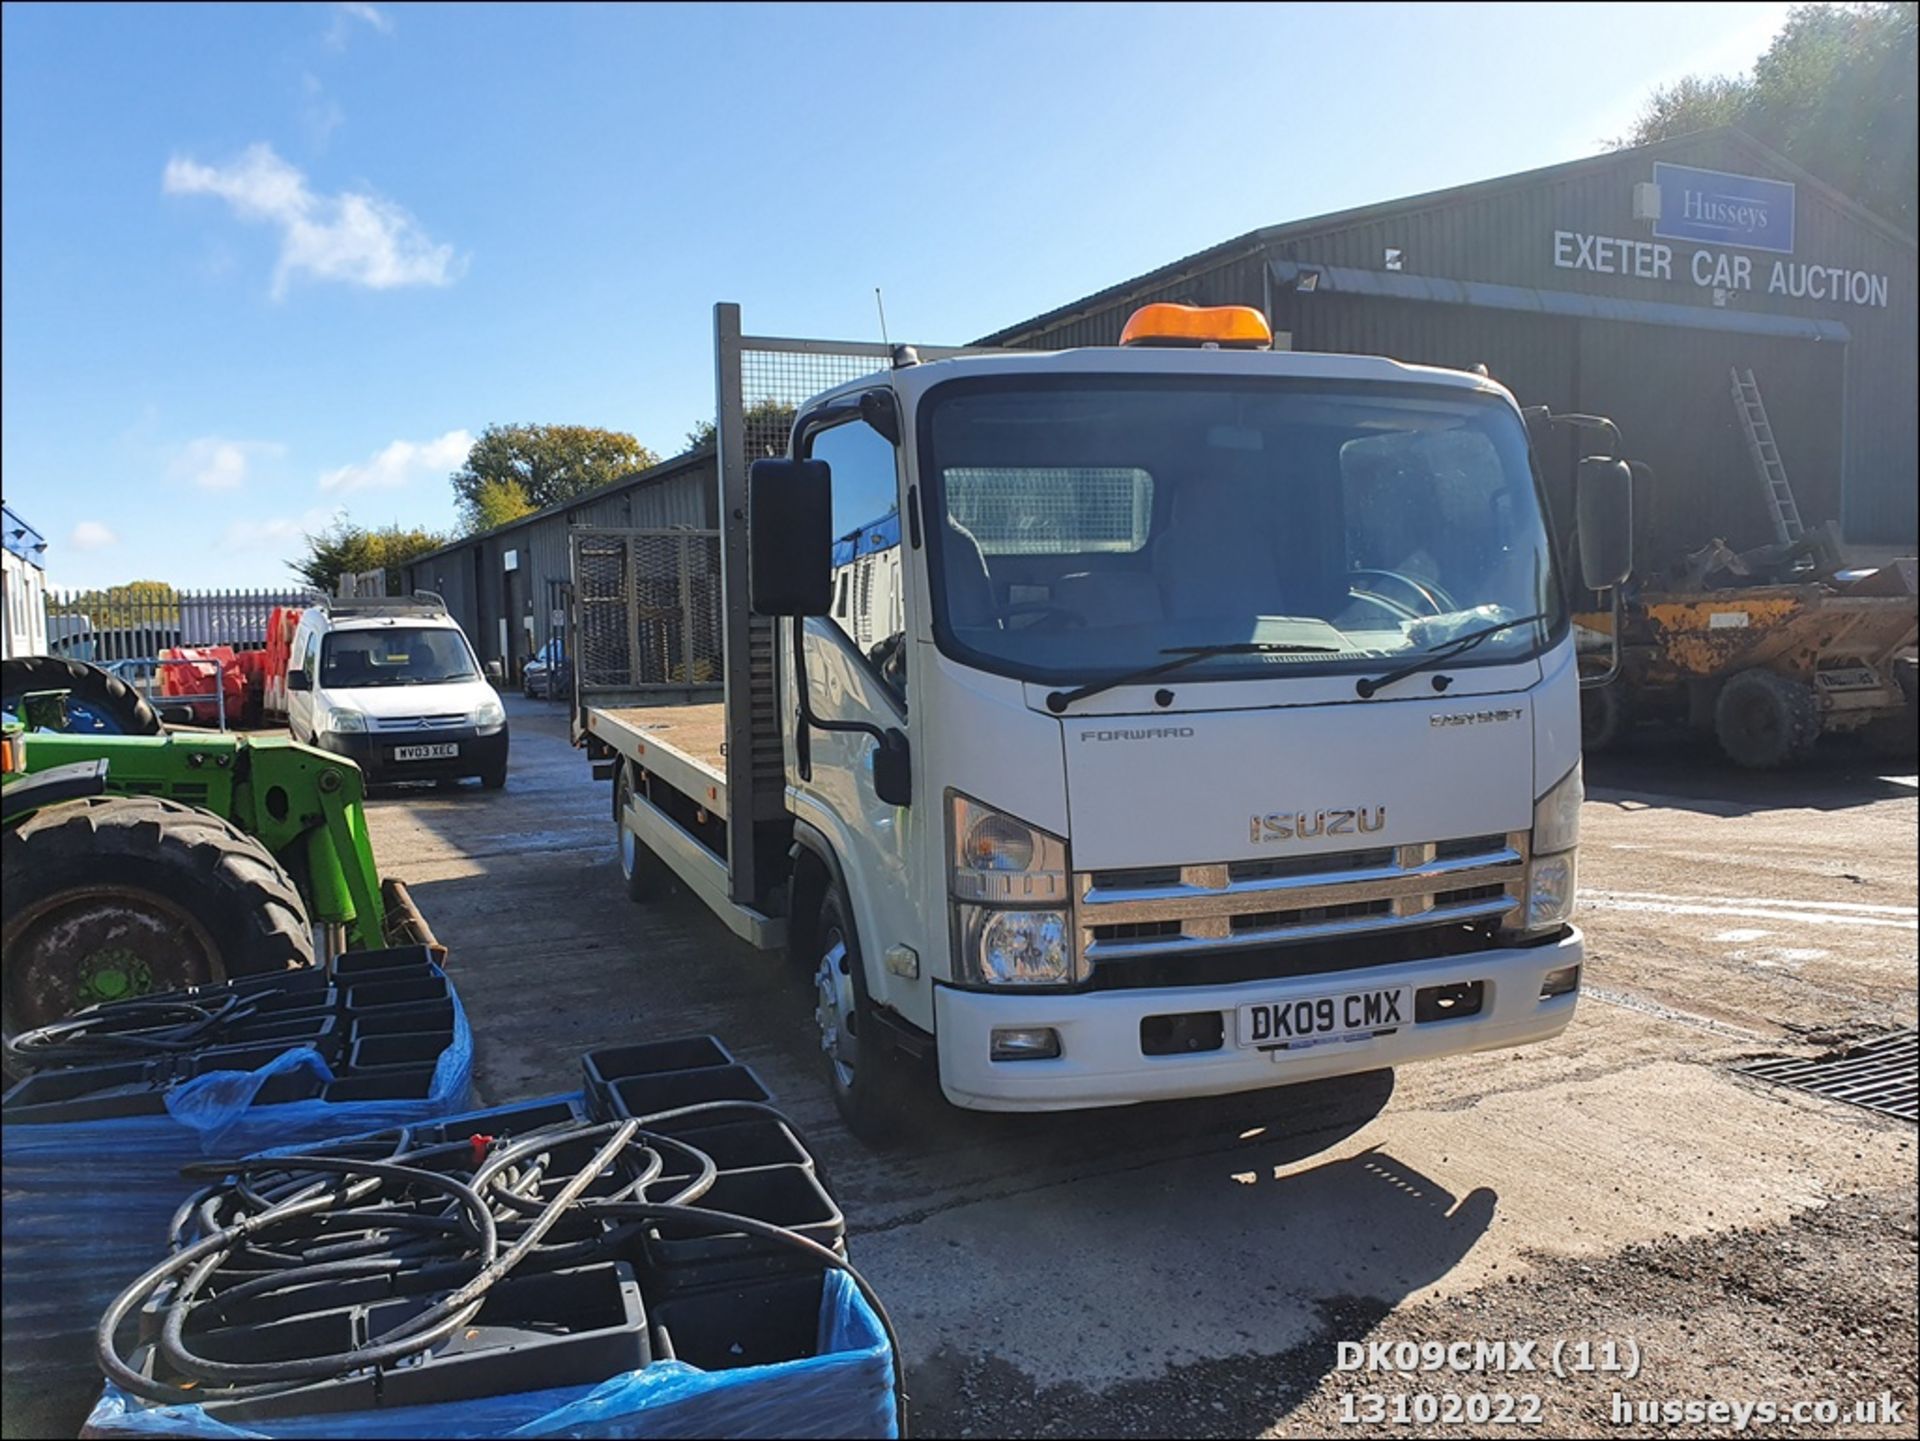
[1075,834,1527,966]
[373,713,467,733]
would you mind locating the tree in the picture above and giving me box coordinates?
[450,424,659,533]
[292,519,448,595]
[681,401,799,459]
[48,580,180,628]
[1618,2,1918,232]
[467,476,538,533]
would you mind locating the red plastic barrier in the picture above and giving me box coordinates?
[261,606,303,716]
[157,646,247,725]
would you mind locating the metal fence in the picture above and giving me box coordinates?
[42,587,316,666]
[569,530,722,693]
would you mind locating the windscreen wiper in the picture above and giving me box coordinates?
[1353,613,1548,699]
[1045,641,1339,714]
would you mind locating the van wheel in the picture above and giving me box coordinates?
[812,885,905,1143]
[613,762,670,901]
[481,760,507,790]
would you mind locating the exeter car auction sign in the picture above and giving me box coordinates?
[1547,163,1891,311]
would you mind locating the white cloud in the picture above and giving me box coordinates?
[223,507,340,553]
[326,2,392,49]
[318,429,472,494]
[169,436,286,491]
[163,144,461,298]
[301,74,345,150]
[69,521,119,551]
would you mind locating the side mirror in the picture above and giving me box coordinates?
[286,668,312,692]
[1576,457,1634,590]
[749,458,833,616]
[872,728,911,806]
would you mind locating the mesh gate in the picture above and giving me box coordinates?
[570,529,722,692]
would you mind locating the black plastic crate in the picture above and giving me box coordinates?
[651,1271,825,1371]
[343,974,448,1010]
[349,999,455,1038]
[347,1032,449,1071]
[608,1064,770,1122]
[583,1035,733,1093]
[642,1163,844,1287]
[2,1059,323,1123]
[324,1067,439,1103]
[399,1096,586,1151]
[330,946,437,979]
[650,1116,814,1174]
[144,1262,648,1421]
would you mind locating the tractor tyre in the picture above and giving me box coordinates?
[1,656,163,736]
[1579,682,1632,754]
[1713,669,1821,770]
[2,796,314,1062]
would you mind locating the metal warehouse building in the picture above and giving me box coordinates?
[409,129,1912,680]
[401,447,716,679]
[980,129,1918,562]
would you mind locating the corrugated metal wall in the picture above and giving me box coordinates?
[403,451,717,677]
[993,132,1916,550]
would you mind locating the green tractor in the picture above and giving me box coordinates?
[1,657,432,1062]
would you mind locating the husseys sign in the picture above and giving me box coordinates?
[1549,163,1892,310]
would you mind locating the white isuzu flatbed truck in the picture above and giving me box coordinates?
[573,302,1633,1136]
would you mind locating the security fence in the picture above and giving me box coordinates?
[42,586,316,666]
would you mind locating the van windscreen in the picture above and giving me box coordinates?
[320,627,478,687]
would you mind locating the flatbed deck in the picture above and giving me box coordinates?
[584,699,781,948]
[586,701,730,809]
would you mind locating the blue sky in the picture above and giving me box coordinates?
[2,0,1793,589]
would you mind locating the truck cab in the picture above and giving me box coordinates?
[587,302,1632,1134]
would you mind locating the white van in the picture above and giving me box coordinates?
[285,593,508,788]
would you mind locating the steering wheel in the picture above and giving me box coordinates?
[1000,603,1087,630]
[1348,568,1457,619]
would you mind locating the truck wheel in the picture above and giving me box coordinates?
[1713,669,1820,770]
[1,656,162,736]
[812,885,905,1143]
[613,762,671,901]
[1579,682,1632,753]
[1865,661,1918,760]
[2,796,314,1061]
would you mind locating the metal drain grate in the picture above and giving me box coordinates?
[1739,1030,1917,1122]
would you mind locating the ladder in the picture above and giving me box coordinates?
[1730,367,1804,544]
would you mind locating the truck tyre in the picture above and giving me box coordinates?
[2,795,314,1060]
[1713,669,1820,770]
[613,762,671,901]
[1,656,163,736]
[1579,681,1631,753]
[811,884,905,1144]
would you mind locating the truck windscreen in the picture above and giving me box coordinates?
[920,378,1563,687]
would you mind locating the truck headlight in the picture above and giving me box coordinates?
[475,696,506,735]
[955,905,1071,986]
[322,707,367,734]
[1532,760,1582,855]
[948,793,1074,986]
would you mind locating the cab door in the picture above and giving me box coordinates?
[787,416,921,1017]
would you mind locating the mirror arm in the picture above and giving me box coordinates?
[789,619,906,791]
[1578,587,1624,692]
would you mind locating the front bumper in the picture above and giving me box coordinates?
[312,725,508,782]
[933,927,1582,1111]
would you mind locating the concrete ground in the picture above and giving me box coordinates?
[370,696,1916,1439]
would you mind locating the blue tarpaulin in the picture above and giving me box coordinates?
[1,969,474,1413]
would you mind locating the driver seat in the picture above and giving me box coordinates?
[1156,474,1287,620]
